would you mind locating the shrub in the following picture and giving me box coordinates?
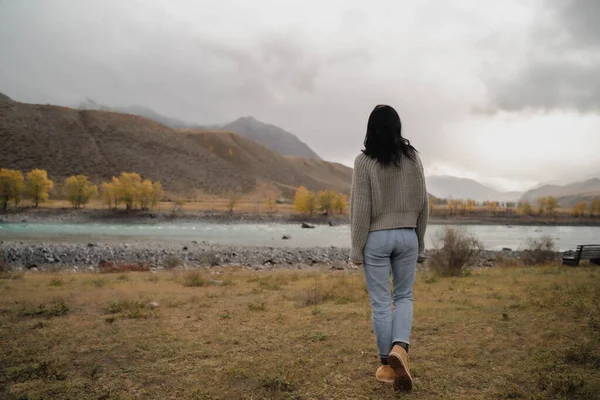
[163,255,182,269]
[182,271,207,287]
[428,227,483,277]
[522,236,556,265]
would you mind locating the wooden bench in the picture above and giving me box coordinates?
[562,245,600,266]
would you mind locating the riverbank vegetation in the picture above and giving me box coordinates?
[1,264,598,399]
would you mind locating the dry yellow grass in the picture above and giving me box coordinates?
[1,266,599,399]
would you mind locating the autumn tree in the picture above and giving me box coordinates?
[25,169,53,207]
[488,201,499,215]
[518,200,533,216]
[118,172,142,211]
[537,197,547,215]
[294,186,310,213]
[65,175,98,208]
[466,199,476,214]
[572,201,587,217]
[590,199,600,217]
[0,169,24,211]
[317,190,337,215]
[101,178,120,209]
[545,196,558,215]
[306,191,317,215]
[333,193,348,214]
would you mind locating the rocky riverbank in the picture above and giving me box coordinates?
[0,240,559,272]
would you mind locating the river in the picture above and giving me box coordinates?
[0,222,598,251]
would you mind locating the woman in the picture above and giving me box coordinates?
[350,104,428,391]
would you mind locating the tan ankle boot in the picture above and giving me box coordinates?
[388,345,413,391]
[375,365,395,384]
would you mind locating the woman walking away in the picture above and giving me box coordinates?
[350,104,428,391]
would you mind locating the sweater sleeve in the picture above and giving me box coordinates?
[416,195,429,253]
[350,155,371,263]
[415,157,429,253]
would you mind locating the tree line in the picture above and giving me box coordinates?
[293,186,348,215]
[0,168,163,211]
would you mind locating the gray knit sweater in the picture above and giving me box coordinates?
[350,152,429,262]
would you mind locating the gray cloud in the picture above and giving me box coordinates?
[484,0,600,112]
[1,0,599,191]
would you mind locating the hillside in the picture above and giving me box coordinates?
[521,178,600,206]
[521,178,600,201]
[0,92,13,102]
[0,101,350,197]
[180,130,351,194]
[221,116,321,161]
[426,175,522,202]
[78,99,199,129]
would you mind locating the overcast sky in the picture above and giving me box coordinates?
[1,0,599,191]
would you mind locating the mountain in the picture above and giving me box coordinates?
[78,98,199,129]
[520,178,600,206]
[0,101,350,197]
[78,100,322,161]
[181,130,350,194]
[0,92,13,102]
[426,175,522,202]
[221,116,321,161]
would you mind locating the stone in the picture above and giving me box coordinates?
[88,243,95,247]
[191,241,199,244]
[282,235,291,240]
[502,247,512,252]
[149,302,159,310]
[210,280,223,286]
[301,223,315,229]
[30,267,38,272]
[182,246,189,251]
[328,220,336,227]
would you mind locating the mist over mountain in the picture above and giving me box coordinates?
[0,92,13,102]
[426,175,522,202]
[520,178,600,207]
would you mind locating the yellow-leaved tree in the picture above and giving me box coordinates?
[25,169,53,207]
[466,199,476,213]
[590,199,600,217]
[518,200,533,216]
[572,201,587,217]
[138,179,154,211]
[537,197,547,215]
[294,186,310,213]
[317,190,337,215]
[118,172,142,211]
[0,168,25,211]
[101,177,120,209]
[65,175,98,208]
[101,174,163,210]
[333,193,348,214]
[545,196,558,215]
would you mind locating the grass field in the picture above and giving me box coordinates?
[1,266,599,399]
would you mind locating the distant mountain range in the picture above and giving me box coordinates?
[426,176,522,202]
[520,178,600,207]
[77,99,321,160]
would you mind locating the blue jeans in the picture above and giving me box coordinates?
[363,228,418,359]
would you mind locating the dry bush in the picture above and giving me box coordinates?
[429,227,483,277]
[163,255,182,269]
[522,236,556,266]
[182,271,207,287]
